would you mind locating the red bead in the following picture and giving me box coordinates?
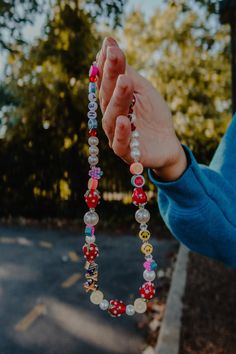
[108,299,126,317]
[129,107,133,114]
[84,189,100,208]
[83,243,99,262]
[131,123,136,131]
[132,187,147,206]
[89,76,97,83]
[139,282,156,300]
[89,129,97,137]
[134,175,145,187]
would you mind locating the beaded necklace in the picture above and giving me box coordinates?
[82,62,158,317]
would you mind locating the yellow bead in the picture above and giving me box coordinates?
[139,230,151,241]
[134,298,147,313]
[141,242,153,256]
[90,290,104,305]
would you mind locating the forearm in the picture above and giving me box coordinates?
[148,144,236,266]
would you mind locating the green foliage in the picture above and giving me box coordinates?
[85,0,126,28]
[122,1,231,162]
[0,0,125,51]
[0,0,44,51]
[0,0,130,217]
[0,2,98,216]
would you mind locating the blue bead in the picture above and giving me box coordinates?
[88,119,98,129]
[151,261,158,270]
[85,226,93,236]
[89,83,96,93]
[131,176,136,187]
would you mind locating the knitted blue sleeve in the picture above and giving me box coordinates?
[147,114,236,267]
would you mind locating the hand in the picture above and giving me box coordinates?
[96,37,187,181]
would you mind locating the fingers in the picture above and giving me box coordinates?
[112,116,131,161]
[102,74,134,146]
[96,37,118,89]
[99,45,126,113]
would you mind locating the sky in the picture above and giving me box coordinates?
[127,0,158,16]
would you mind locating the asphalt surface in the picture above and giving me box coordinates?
[0,224,178,354]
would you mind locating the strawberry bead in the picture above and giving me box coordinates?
[108,299,126,317]
[84,189,100,208]
[83,243,99,262]
[132,187,147,206]
[139,282,156,300]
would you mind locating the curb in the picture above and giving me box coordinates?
[155,245,189,354]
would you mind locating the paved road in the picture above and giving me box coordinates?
[0,224,178,354]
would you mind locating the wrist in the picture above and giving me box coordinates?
[152,144,188,182]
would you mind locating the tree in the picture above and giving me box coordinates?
[0,0,130,217]
[0,0,44,51]
[122,1,231,162]
[0,0,126,51]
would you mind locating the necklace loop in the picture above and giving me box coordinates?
[82,62,158,317]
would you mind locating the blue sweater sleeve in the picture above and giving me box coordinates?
[147,114,236,267]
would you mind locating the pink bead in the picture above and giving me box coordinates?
[89,65,99,77]
[144,261,152,271]
[130,162,143,175]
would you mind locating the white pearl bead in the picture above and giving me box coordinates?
[143,270,156,282]
[88,101,98,111]
[88,93,96,102]
[130,139,140,149]
[88,155,99,166]
[132,130,140,138]
[134,298,147,313]
[131,148,141,160]
[87,111,97,119]
[85,235,96,244]
[90,290,104,305]
[99,299,109,311]
[126,304,135,316]
[89,146,99,156]
[88,136,99,146]
[135,208,150,224]
[84,211,99,226]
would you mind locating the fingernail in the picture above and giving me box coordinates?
[117,75,127,91]
[107,47,116,61]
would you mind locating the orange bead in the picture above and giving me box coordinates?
[130,162,143,175]
[88,178,98,190]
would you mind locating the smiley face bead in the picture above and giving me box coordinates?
[139,229,151,241]
[141,242,153,256]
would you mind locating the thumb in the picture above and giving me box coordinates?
[112,115,131,162]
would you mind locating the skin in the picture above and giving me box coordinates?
[96,37,187,181]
